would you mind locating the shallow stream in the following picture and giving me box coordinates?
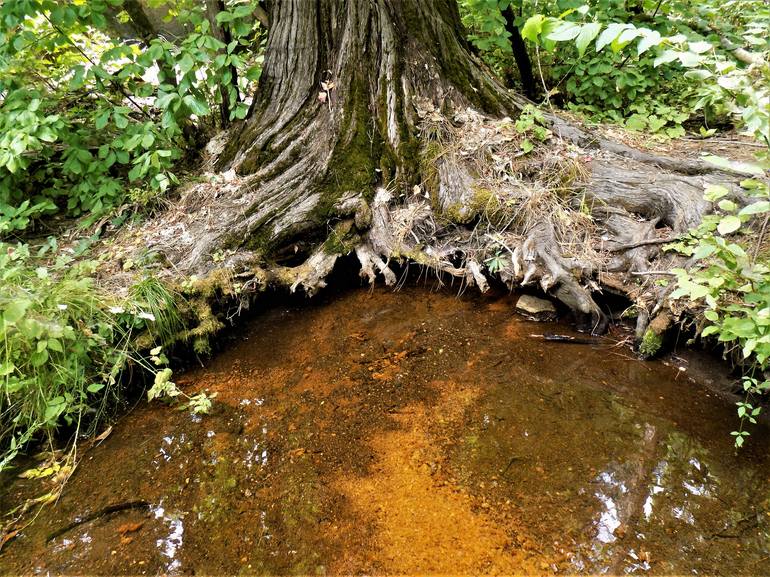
[1,287,769,574]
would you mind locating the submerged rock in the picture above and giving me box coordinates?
[515,294,557,321]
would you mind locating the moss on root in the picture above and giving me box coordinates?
[167,267,268,355]
[323,220,360,256]
[440,186,504,225]
[638,328,663,358]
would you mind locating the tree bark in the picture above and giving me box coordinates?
[123,0,744,343]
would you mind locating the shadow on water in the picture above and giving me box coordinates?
[1,282,769,575]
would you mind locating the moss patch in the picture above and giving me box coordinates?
[323,219,360,255]
[639,328,663,358]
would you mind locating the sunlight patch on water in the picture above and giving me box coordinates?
[153,504,185,574]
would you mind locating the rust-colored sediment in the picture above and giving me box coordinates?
[336,371,548,574]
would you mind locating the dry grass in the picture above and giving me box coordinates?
[413,107,607,278]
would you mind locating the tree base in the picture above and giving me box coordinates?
[102,107,742,351]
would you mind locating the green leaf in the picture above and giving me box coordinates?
[95,110,111,130]
[693,243,716,260]
[678,51,704,67]
[684,69,713,81]
[612,27,642,51]
[718,199,738,212]
[690,284,710,300]
[182,95,210,117]
[47,338,63,352]
[69,65,86,89]
[575,23,601,56]
[596,23,628,52]
[743,339,757,358]
[178,52,196,76]
[114,113,129,130]
[688,41,713,54]
[654,50,680,67]
[625,114,647,131]
[0,362,15,377]
[704,184,729,201]
[637,29,662,55]
[739,179,766,191]
[739,201,770,216]
[717,215,742,235]
[703,155,765,176]
[521,15,546,43]
[3,299,31,324]
[87,383,105,393]
[44,397,65,422]
[547,21,581,42]
[37,127,58,142]
[647,115,667,133]
[30,349,49,367]
[665,125,686,138]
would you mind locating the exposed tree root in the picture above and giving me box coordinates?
[104,107,744,351]
[98,0,748,351]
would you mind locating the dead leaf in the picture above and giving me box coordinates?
[117,521,144,535]
[0,530,19,549]
[94,425,113,443]
[287,448,306,459]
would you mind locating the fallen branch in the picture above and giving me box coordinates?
[46,500,151,543]
[606,237,677,252]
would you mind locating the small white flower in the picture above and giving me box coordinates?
[109,306,125,314]
[57,304,68,311]
[138,312,156,322]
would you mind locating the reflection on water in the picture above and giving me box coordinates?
[1,287,769,575]
[595,470,624,544]
[153,505,184,575]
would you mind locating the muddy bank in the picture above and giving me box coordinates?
[1,287,769,575]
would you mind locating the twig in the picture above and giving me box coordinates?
[682,137,766,148]
[46,500,151,543]
[607,237,677,251]
[630,270,676,276]
[752,210,769,265]
[535,45,552,109]
[608,350,651,367]
[501,455,522,476]
[43,14,153,121]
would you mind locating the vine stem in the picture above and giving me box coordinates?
[752,211,769,265]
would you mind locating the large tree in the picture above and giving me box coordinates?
[134,0,741,344]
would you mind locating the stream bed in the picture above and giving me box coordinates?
[1,287,769,575]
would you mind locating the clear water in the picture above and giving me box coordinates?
[1,287,768,575]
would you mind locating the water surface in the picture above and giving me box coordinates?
[1,287,769,574]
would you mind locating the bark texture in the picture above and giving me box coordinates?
[124,0,745,344]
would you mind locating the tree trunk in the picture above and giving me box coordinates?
[127,0,743,343]
[204,0,240,127]
[502,2,538,100]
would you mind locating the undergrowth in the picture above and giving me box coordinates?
[0,239,205,472]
